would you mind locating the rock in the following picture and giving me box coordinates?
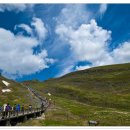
[36,113,45,120]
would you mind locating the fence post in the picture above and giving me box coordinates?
[8,111,10,119]
[22,109,24,115]
[27,109,29,114]
[13,110,15,116]
[3,112,5,119]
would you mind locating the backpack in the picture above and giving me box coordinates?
[6,105,10,111]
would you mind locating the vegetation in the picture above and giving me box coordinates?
[0,76,41,108]
[1,63,130,126]
[21,63,130,126]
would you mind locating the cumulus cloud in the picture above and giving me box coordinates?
[0,17,54,79]
[56,19,113,65]
[112,42,130,64]
[55,4,130,76]
[31,17,47,42]
[56,17,130,73]
[56,4,91,28]
[0,4,34,13]
[99,4,107,15]
[54,4,92,76]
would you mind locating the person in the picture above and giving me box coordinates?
[0,106,2,118]
[0,106,2,112]
[3,104,6,111]
[29,105,32,112]
[5,103,11,117]
[21,105,24,114]
[13,104,16,116]
[2,104,7,118]
[41,102,44,110]
[8,104,12,115]
[16,104,20,113]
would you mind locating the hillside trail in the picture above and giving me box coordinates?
[20,83,42,107]
[75,100,130,115]
[96,110,130,115]
[93,108,130,115]
[28,87,41,107]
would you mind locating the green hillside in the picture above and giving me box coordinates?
[1,63,130,126]
[0,76,41,108]
[21,63,130,126]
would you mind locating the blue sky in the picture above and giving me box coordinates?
[0,4,130,81]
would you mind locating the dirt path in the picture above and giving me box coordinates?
[95,110,130,115]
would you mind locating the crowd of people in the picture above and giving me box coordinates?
[0,103,33,118]
[0,102,45,119]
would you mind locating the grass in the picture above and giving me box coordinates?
[0,76,41,107]
[2,63,130,126]
[21,63,130,126]
[19,96,130,126]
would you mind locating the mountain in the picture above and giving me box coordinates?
[22,63,130,126]
[1,63,130,126]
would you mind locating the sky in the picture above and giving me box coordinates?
[0,4,130,81]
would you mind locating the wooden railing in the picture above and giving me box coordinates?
[0,100,50,121]
[0,107,42,120]
[0,85,50,125]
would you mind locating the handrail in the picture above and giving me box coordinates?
[0,107,45,120]
[0,100,50,121]
[0,84,50,121]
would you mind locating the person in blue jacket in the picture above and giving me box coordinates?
[16,104,20,112]
[0,106,2,112]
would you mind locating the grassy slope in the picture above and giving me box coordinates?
[20,63,130,126]
[0,76,40,108]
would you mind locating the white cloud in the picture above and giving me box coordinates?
[56,4,91,28]
[15,17,47,43]
[99,4,107,15]
[56,17,130,73]
[31,17,47,42]
[15,24,33,35]
[56,19,113,65]
[56,65,74,77]
[75,65,91,71]
[112,42,130,64]
[0,18,54,79]
[54,4,93,76]
[75,41,130,71]
[55,4,130,75]
[0,4,34,13]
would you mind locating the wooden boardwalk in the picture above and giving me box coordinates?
[0,85,50,126]
[0,101,50,126]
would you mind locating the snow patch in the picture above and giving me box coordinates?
[2,89,11,93]
[2,80,10,86]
